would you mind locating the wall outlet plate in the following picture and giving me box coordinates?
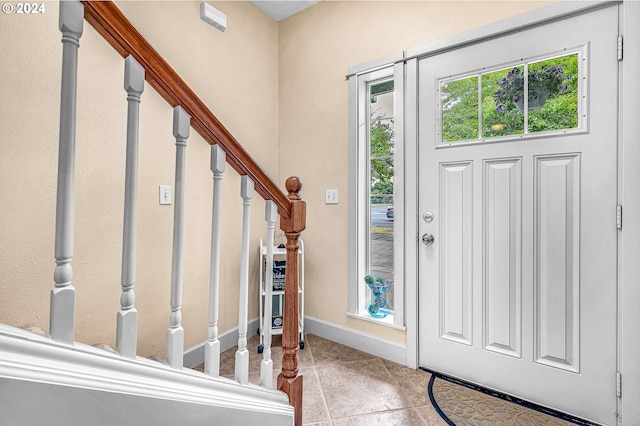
[159,185,172,205]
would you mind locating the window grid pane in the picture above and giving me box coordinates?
[440,76,479,143]
[527,54,579,133]
[483,66,525,138]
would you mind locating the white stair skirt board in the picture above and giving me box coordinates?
[184,317,261,368]
[304,316,406,366]
[0,324,293,425]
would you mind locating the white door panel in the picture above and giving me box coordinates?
[417,6,619,425]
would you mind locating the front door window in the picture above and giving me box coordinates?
[439,52,581,145]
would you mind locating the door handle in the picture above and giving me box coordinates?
[422,233,435,245]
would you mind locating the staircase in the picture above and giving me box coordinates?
[0,1,304,424]
[0,324,293,424]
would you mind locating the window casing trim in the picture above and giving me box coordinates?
[348,61,405,328]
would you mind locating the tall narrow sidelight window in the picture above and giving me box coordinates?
[368,79,395,311]
[348,59,404,329]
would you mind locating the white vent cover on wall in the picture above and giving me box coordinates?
[200,2,227,32]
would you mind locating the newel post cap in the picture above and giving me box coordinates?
[281,176,306,234]
[285,176,303,201]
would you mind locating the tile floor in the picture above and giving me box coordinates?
[213,333,446,425]
[203,333,586,425]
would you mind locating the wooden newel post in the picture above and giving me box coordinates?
[278,176,306,426]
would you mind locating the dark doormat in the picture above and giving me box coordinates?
[425,370,602,426]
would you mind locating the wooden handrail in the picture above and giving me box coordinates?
[81,1,292,218]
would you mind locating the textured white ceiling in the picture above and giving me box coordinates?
[251,1,319,22]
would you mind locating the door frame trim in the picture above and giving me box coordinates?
[619,2,640,424]
[406,1,620,60]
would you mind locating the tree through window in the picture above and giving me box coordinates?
[439,52,580,144]
[368,79,395,311]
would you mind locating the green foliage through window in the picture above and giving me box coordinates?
[370,81,394,196]
[439,53,579,143]
[527,55,578,133]
[441,77,479,142]
[482,67,525,138]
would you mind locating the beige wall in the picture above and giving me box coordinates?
[1,0,553,360]
[277,1,552,346]
[0,1,278,358]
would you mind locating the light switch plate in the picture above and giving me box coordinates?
[325,188,338,204]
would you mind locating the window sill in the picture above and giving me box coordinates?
[345,311,406,331]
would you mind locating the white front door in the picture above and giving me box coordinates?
[417,5,619,425]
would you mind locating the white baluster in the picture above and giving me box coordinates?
[50,0,84,344]
[205,145,226,377]
[235,176,254,384]
[116,56,144,358]
[167,106,190,369]
[260,201,277,388]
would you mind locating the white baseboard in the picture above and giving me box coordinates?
[185,316,408,367]
[184,317,260,369]
[303,315,407,366]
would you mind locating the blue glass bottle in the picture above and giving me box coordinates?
[364,275,389,318]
